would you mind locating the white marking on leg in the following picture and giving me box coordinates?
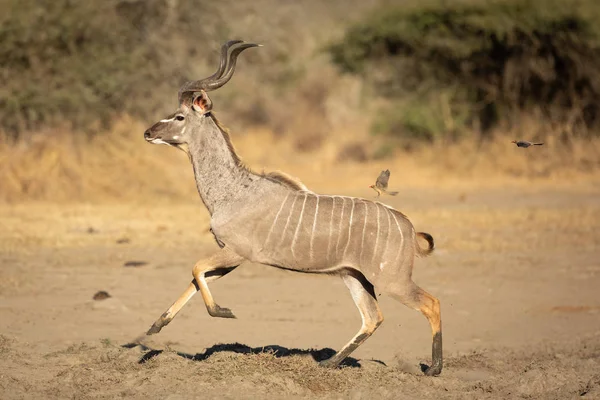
[291,193,308,260]
[309,196,320,262]
[372,204,381,263]
[264,193,290,247]
[335,197,346,257]
[278,194,298,246]
[343,198,356,259]
[326,196,336,263]
[359,201,368,264]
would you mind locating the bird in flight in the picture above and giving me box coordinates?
[511,140,544,148]
[369,169,399,198]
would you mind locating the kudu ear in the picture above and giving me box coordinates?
[192,91,213,115]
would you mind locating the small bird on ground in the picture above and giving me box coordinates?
[369,169,399,198]
[511,140,544,148]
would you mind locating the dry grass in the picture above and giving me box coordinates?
[1,115,600,204]
[418,116,600,183]
[1,333,599,399]
[0,117,197,203]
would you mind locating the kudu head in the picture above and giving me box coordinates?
[144,40,260,147]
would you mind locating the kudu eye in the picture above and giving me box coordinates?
[175,115,185,121]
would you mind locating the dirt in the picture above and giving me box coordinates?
[1,182,600,399]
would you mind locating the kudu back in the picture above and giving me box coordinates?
[142,40,442,375]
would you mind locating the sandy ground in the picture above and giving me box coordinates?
[1,182,600,399]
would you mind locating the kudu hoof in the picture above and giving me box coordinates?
[146,312,171,335]
[146,323,163,335]
[318,358,340,369]
[208,305,236,319]
[421,362,442,376]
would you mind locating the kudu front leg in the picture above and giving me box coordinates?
[146,248,244,335]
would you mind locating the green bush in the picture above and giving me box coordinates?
[328,0,600,139]
[372,100,444,142]
[0,0,219,138]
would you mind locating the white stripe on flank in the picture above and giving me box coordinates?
[309,196,320,261]
[343,198,356,258]
[382,208,391,259]
[326,196,336,263]
[264,193,290,247]
[359,201,368,264]
[390,211,404,262]
[291,193,308,259]
[278,194,298,246]
[335,197,346,257]
[372,203,381,263]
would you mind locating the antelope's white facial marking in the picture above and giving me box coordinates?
[151,138,172,146]
[160,117,175,123]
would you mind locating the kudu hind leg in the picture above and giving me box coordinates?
[146,249,243,335]
[391,282,443,376]
[319,270,383,368]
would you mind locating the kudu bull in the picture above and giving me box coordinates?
[143,40,442,375]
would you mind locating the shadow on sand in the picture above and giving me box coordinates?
[122,341,388,368]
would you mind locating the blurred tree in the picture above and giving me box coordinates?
[328,0,600,140]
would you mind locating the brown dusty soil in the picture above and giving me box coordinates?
[1,182,600,399]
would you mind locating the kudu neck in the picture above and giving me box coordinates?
[187,116,253,215]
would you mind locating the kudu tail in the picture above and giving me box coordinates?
[415,232,435,257]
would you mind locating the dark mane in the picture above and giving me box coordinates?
[209,113,307,192]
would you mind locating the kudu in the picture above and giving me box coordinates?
[143,40,442,375]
